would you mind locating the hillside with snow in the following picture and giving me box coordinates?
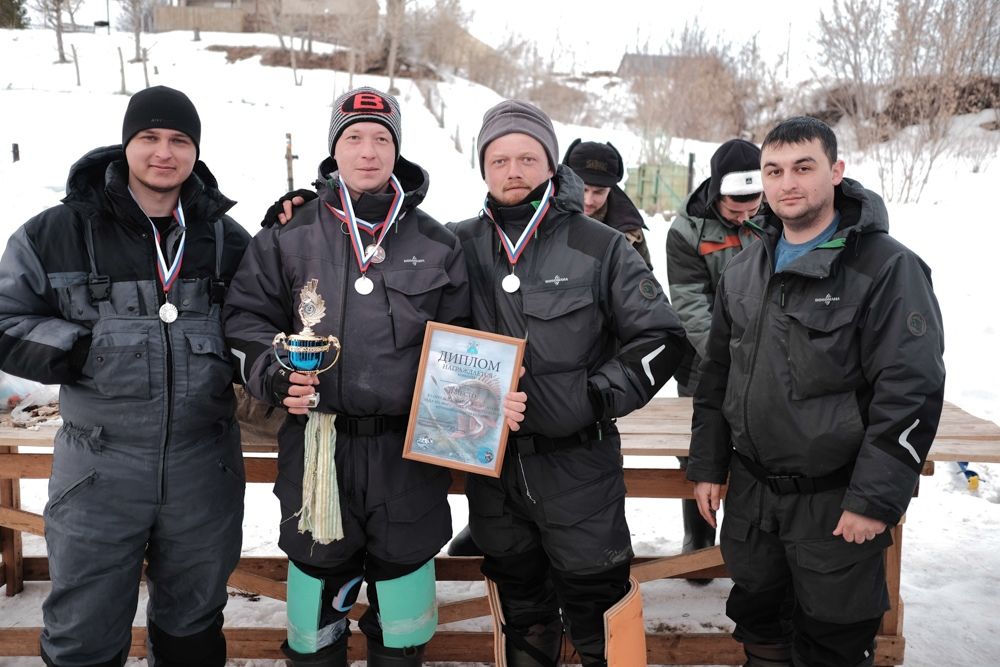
[1,26,999,666]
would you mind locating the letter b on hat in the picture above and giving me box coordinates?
[344,92,388,113]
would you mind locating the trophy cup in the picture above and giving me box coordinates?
[273,279,341,407]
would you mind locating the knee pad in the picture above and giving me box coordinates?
[375,559,437,649]
[603,576,647,667]
[286,562,359,654]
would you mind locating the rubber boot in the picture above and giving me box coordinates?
[366,638,425,666]
[147,618,225,667]
[446,523,483,557]
[505,617,564,667]
[682,498,716,584]
[281,637,348,667]
[743,642,792,667]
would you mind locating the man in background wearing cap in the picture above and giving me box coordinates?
[562,139,653,268]
[687,117,944,666]
[0,86,250,665]
[665,138,766,565]
[224,86,525,667]
[449,99,688,666]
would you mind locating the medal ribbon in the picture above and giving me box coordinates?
[484,179,553,266]
[130,188,186,293]
[332,174,404,274]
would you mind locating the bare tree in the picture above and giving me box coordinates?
[817,0,1000,202]
[117,0,152,63]
[384,0,405,94]
[30,0,69,62]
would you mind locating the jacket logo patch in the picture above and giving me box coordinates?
[639,278,658,300]
[907,312,927,337]
[544,275,568,286]
[815,293,840,306]
[403,256,425,265]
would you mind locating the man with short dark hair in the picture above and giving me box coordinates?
[665,138,766,562]
[687,116,945,667]
[562,139,652,268]
[451,99,688,667]
[0,86,250,666]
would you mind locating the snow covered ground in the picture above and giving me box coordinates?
[1,27,999,666]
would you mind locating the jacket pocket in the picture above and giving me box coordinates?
[47,468,98,512]
[185,331,232,398]
[384,267,450,349]
[785,305,861,400]
[83,332,151,400]
[521,284,598,375]
[383,473,452,558]
[466,473,507,518]
[793,531,892,622]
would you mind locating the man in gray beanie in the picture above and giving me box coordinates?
[0,85,250,665]
[225,86,526,667]
[450,99,689,666]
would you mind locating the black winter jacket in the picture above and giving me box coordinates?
[223,155,470,417]
[687,178,945,525]
[450,165,688,437]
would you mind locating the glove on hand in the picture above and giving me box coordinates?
[259,189,318,228]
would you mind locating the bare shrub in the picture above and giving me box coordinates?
[817,0,1000,202]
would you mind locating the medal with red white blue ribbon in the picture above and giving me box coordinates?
[327,174,404,295]
[484,179,553,293]
[130,188,186,323]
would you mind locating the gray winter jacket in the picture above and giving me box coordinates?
[687,178,946,526]
[666,179,766,391]
[450,165,688,437]
[0,145,249,444]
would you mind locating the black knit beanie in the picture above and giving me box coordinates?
[122,86,201,156]
[707,139,763,202]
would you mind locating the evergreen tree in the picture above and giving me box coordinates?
[0,0,29,28]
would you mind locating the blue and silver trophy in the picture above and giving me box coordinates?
[272,279,341,406]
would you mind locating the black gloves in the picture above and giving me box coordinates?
[259,189,319,228]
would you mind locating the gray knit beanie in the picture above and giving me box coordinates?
[328,86,402,158]
[477,99,558,177]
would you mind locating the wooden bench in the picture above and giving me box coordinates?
[2,398,999,664]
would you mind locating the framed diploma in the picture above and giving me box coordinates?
[403,322,526,477]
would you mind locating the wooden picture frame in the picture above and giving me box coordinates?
[402,322,526,478]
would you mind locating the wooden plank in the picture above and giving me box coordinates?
[0,627,907,664]
[21,554,730,584]
[0,507,44,536]
[0,446,24,596]
[880,524,904,636]
[227,567,286,602]
[438,595,491,625]
[0,453,51,479]
[631,547,726,583]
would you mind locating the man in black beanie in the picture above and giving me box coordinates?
[450,99,689,667]
[665,138,767,572]
[0,85,250,666]
[562,139,652,268]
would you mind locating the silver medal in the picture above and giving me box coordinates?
[501,273,521,293]
[355,275,374,295]
[158,302,178,323]
[365,244,386,264]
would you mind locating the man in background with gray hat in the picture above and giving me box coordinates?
[0,85,250,666]
[224,86,525,667]
[562,139,652,268]
[665,138,767,567]
[449,99,688,667]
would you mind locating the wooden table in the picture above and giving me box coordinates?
[2,399,999,664]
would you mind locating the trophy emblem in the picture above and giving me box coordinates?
[273,279,341,383]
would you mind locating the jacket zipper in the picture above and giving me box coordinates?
[153,230,173,505]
